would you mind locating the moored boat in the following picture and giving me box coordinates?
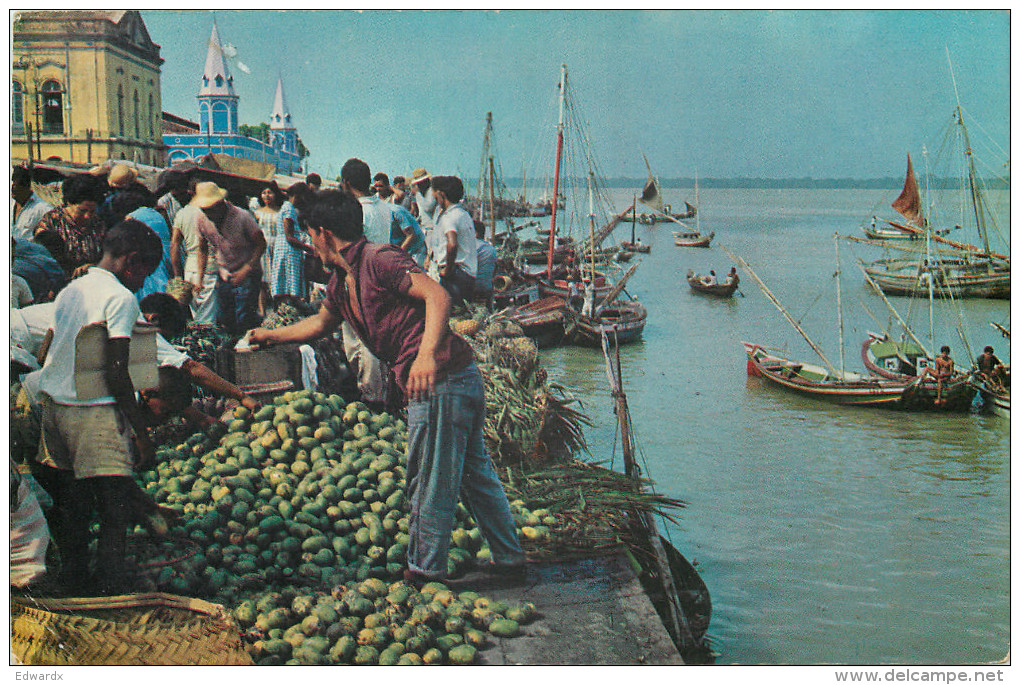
[501,295,570,348]
[860,334,977,411]
[570,299,647,347]
[862,256,1009,299]
[973,378,1010,418]
[744,342,918,408]
[620,240,650,253]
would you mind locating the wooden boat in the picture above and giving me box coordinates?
[570,299,647,347]
[972,377,1010,418]
[744,342,919,408]
[501,295,569,348]
[620,240,650,254]
[863,218,921,241]
[686,270,738,297]
[862,256,1009,299]
[862,70,1009,299]
[673,230,714,248]
[491,268,541,309]
[860,334,977,411]
[538,270,614,300]
[615,249,634,262]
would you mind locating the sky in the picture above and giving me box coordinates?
[142,10,1010,183]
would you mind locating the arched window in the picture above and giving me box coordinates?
[229,102,237,134]
[40,80,63,134]
[12,80,24,130]
[117,85,124,135]
[148,93,154,138]
[199,102,209,133]
[211,102,228,134]
[133,90,140,138]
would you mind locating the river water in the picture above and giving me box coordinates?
[522,187,1010,664]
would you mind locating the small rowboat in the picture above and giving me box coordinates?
[674,230,714,248]
[743,342,919,408]
[687,270,738,297]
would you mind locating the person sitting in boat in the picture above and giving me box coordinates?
[581,279,595,317]
[924,345,955,407]
[976,346,1007,391]
[702,270,717,286]
[724,267,739,286]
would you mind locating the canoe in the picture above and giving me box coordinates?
[674,231,714,248]
[743,341,918,408]
[860,335,977,411]
[687,271,738,297]
[569,300,647,347]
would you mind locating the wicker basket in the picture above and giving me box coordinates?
[166,277,195,307]
[11,593,253,666]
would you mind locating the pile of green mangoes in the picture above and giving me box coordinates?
[136,388,551,664]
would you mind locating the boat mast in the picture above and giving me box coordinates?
[855,261,934,359]
[488,156,497,241]
[947,48,993,258]
[631,193,637,244]
[834,235,845,376]
[694,170,700,234]
[720,243,836,374]
[921,147,935,348]
[546,64,567,277]
[588,170,597,281]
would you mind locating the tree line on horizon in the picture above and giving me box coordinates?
[495,176,1010,190]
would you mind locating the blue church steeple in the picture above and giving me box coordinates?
[197,20,239,135]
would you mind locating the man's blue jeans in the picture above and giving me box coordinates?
[215,272,260,335]
[405,362,524,578]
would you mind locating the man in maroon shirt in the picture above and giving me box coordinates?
[249,190,524,584]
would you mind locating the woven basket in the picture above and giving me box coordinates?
[11,593,253,666]
[166,277,194,307]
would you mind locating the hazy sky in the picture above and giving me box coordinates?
[143,10,1010,182]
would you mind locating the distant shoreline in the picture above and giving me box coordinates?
[500,177,1011,191]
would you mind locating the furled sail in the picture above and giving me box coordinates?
[684,201,697,217]
[891,154,927,227]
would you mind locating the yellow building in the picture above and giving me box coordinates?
[12,10,166,166]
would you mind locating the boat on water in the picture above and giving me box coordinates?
[569,299,647,347]
[501,295,570,348]
[686,270,738,297]
[860,334,977,411]
[620,240,650,254]
[674,230,714,248]
[744,342,919,408]
[861,62,1009,300]
[862,218,921,241]
[973,378,1010,418]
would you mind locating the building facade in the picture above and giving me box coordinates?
[162,22,304,175]
[12,10,166,166]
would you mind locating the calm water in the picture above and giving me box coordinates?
[526,187,1010,664]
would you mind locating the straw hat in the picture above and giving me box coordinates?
[107,163,137,188]
[410,168,430,185]
[191,181,228,208]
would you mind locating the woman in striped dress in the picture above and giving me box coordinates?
[255,182,285,312]
[271,183,314,299]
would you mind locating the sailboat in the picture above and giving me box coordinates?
[632,156,697,224]
[533,64,636,303]
[673,173,714,248]
[860,59,1009,299]
[723,243,925,410]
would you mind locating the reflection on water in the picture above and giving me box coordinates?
[533,188,1009,664]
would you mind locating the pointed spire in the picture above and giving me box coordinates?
[269,76,294,130]
[199,19,235,97]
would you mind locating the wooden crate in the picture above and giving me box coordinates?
[223,343,302,387]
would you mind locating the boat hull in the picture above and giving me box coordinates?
[743,342,914,408]
[687,272,737,297]
[570,301,647,347]
[860,337,977,411]
[863,258,1010,299]
[674,231,714,248]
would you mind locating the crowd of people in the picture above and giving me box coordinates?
[10,158,515,595]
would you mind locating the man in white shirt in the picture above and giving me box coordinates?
[11,166,53,241]
[33,218,163,595]
[170,183,220,324]
[410,168,439,233]
[430,175,477,304]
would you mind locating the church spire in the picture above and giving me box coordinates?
[199,19,235,97]
[269,76,294,130]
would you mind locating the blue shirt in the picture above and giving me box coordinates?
[13,238,67,302]
[475,239,498,295]
[129,206,172,302]
[390,205,427,265]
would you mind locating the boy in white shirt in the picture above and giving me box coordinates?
[33,218,163,595]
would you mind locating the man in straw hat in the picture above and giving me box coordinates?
[409,167,439,235]
[192,181,266,334]
[249,191,525,587]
